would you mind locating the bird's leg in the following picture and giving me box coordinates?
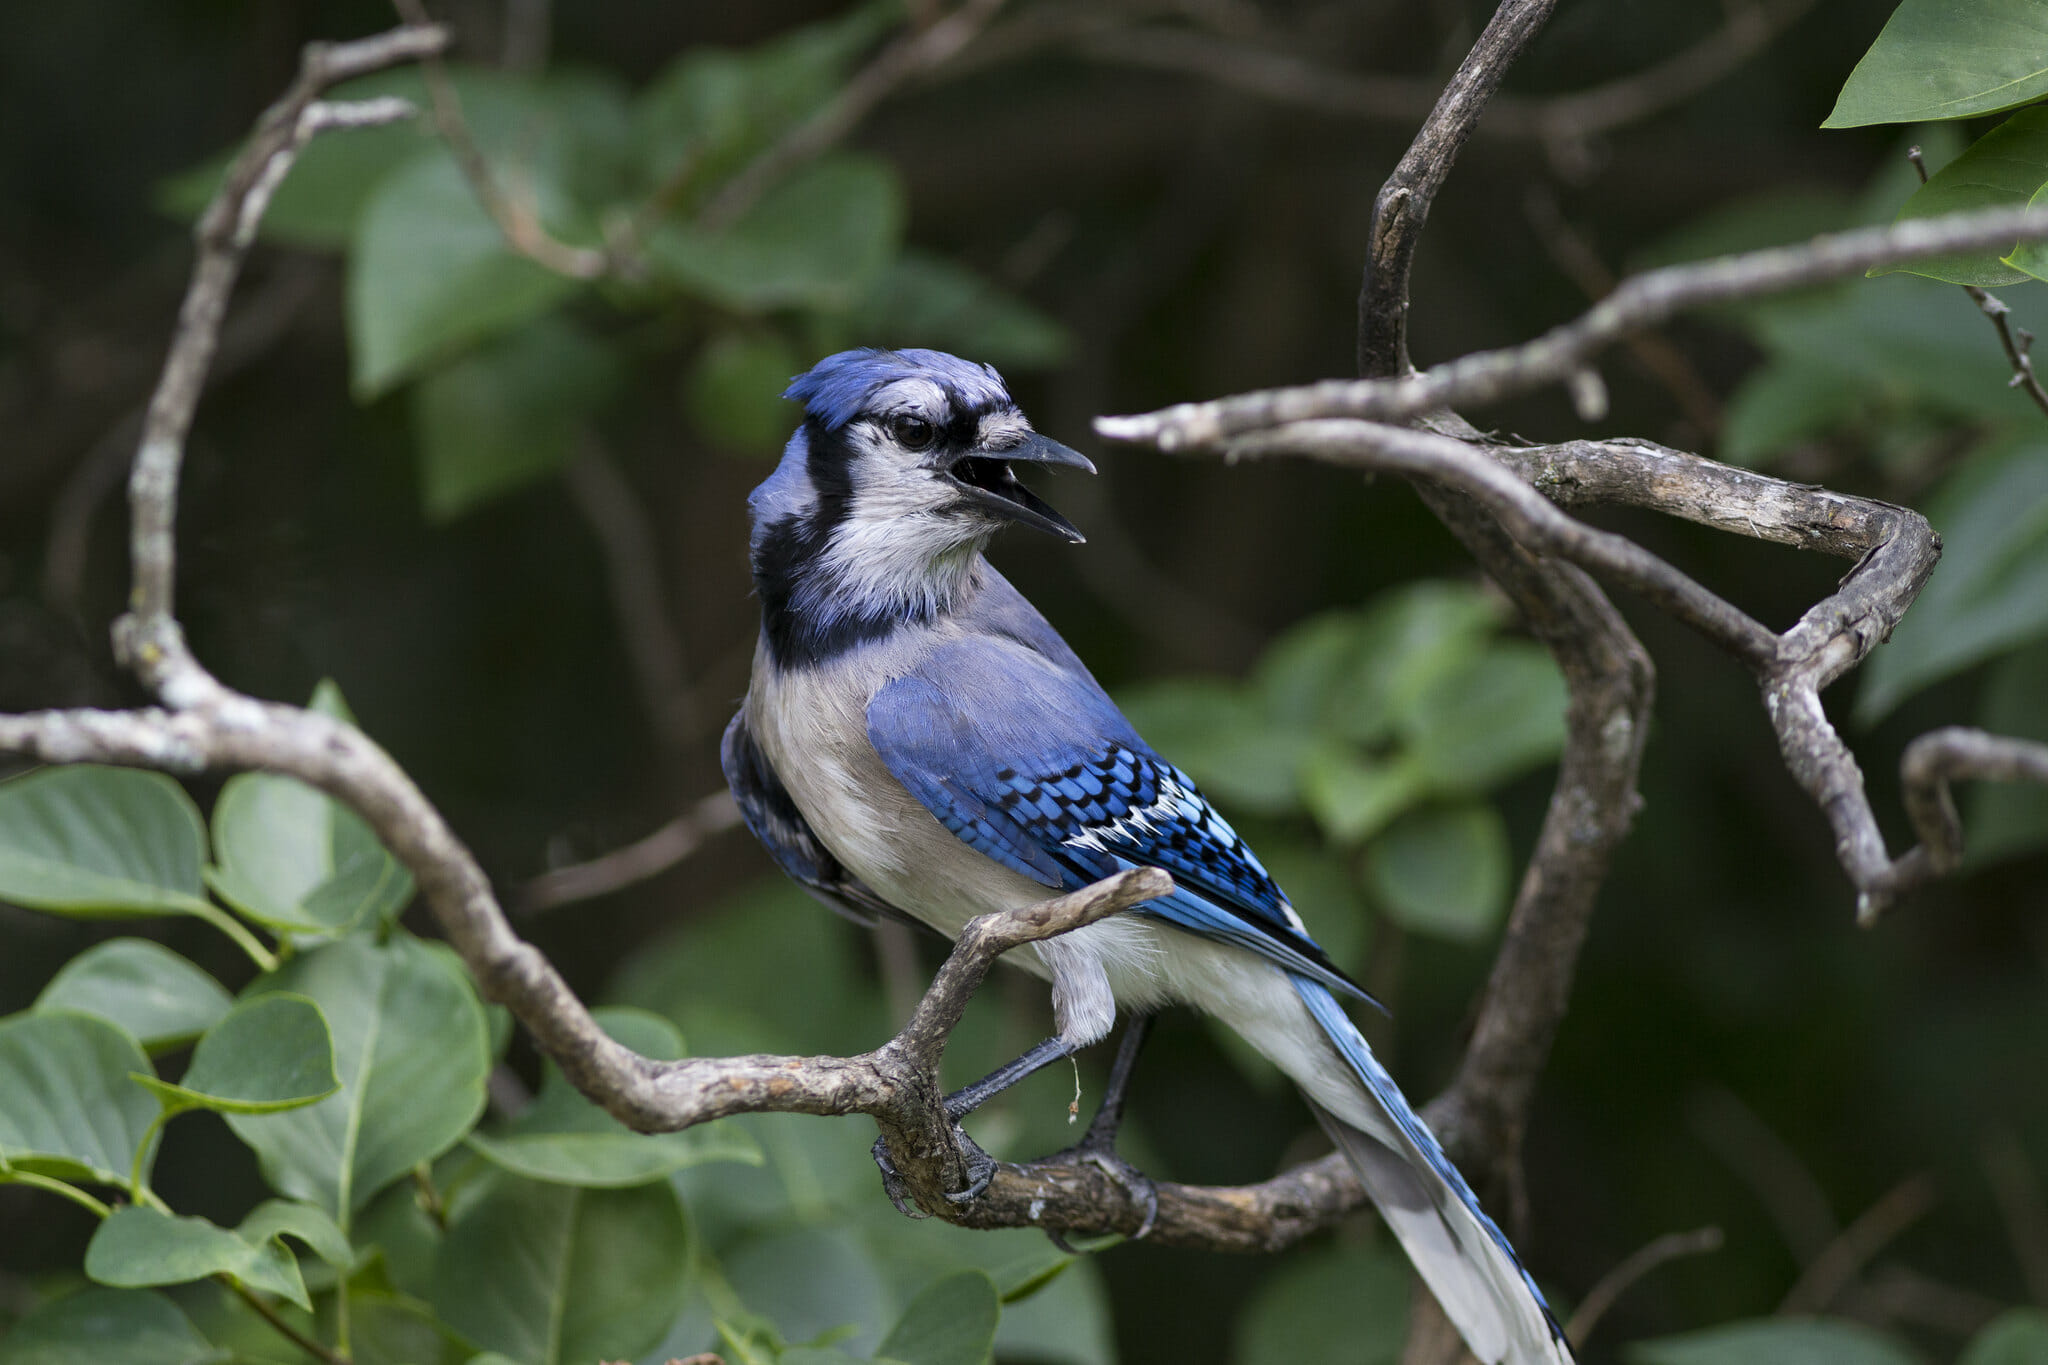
[872,1035,1079,1211]
[1049,1014,1159,1246]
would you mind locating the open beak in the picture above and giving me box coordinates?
[939,432,1096,543]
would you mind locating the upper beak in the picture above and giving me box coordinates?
[939,432,1096,543]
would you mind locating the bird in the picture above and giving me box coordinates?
[722,346,1574,1365]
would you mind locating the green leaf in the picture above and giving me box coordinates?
[1235,1240,1408,1365]
[1877,108,2048,285]
[1301,750,1425,845]
[647,154,905,313]
[1406,641,1567,791]
[467,1007,759,1186]
[134,993,338,1116]
[0,1011,159,1187]
[84,1206,309,1310]
[1859,431,2048,719]
[0,1288,222,1365]
[34,939,232,1052]
[854,250,1070,369]
[347,151,582,399]
[2003,176,2048,281]
[226,935,490,1220]
[1966,640,2048,863]
[1962,1309,2048,1365]
[1115,678,1315,815]
[1720,360,1869,466]
[429,1172,691,1365]
[683,330,805,454]
[875,1270,1001,1365]
[1366,803,1511,942]
[410,314,620,520]
[237,1198,353,1268]
[207,677,411,938]
[1825,0,2048,127]
[0,766,212,918]
[634,6,890,200]
[1628,1317,1921,1365]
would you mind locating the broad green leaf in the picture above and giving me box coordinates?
[1859,431,2048,719]
[345,1289,476,1365]
[854,250,1070,369]
[226,935,490,1220]
[1878,108,2048,285]
[1825,1,2048,127]
[875,1270,1000,1365]
[782,1351,881,1365]
[34,939,231,1052]
[1628,1316,1921,1365]
[0,1288,221,1365]
[84,1206,308,1310]
[429,1172,691,1365]
[409,314,620,520]
[466,1008,759,1186]
[134,993,338,1116]
[1750,273,2048,425]
[1235,1240,1408,1365]
[0,1011,159,1187]
[1301,750,1425,846]
[717,1226,891,1357]
[646,154,904,313]
[1966,640,2048,863]
[1116,678,1315,814]
[347,151,582,399]
[1406,641,1567,791]
[1962,1309,2048,1365]
[634,5,890,198]
[208,676,411,938]
[1366,803,1510,942]
[1720,360,1868,466]
[2003,176,2048,281]
[238,1198,353,1268]
[684,331,805,455]
[0,766,211,917]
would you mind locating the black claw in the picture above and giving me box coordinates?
[870,1134,929,1220]
[941,1124,1000,1203]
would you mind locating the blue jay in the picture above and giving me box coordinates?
[722,348,1573,1365]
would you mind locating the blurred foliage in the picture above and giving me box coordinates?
[5,1,2048,1363]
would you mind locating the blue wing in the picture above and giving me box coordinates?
[865,635,1370,1003]
[721,708,905,929]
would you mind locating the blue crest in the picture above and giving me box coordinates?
[783,348,1013,430]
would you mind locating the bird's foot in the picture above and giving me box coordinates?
[1045,1126,1157,1251]
[870,1133,929,1219]
[870,1124,1003,1214]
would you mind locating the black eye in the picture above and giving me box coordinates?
[887,414,938,452]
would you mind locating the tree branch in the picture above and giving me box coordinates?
[1356,0,1558,378]
[1103,206,2048,450]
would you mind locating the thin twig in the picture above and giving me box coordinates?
[516,791,741,915]
[387,0,608,279]
[1687,1087,1838,1265]
[1982,1129,2048,1307]
[1079,0,1817,159]
[1102,205,2048,450]
[1566,1226,1724,1348]
[699,0,1011,230]
[1357,0,1558,378]
[562,436,701,756]
[225,1275,351,1365]
[1779,1174,1936,1314]
[1906,146,2048,422]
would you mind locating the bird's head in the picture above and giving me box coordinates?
[745,349,1095,663]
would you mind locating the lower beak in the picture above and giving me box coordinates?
[941,433,1097,543]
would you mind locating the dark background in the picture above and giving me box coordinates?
[3,2,2044,1360]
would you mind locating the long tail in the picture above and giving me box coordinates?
[1293,979,1575,1365]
